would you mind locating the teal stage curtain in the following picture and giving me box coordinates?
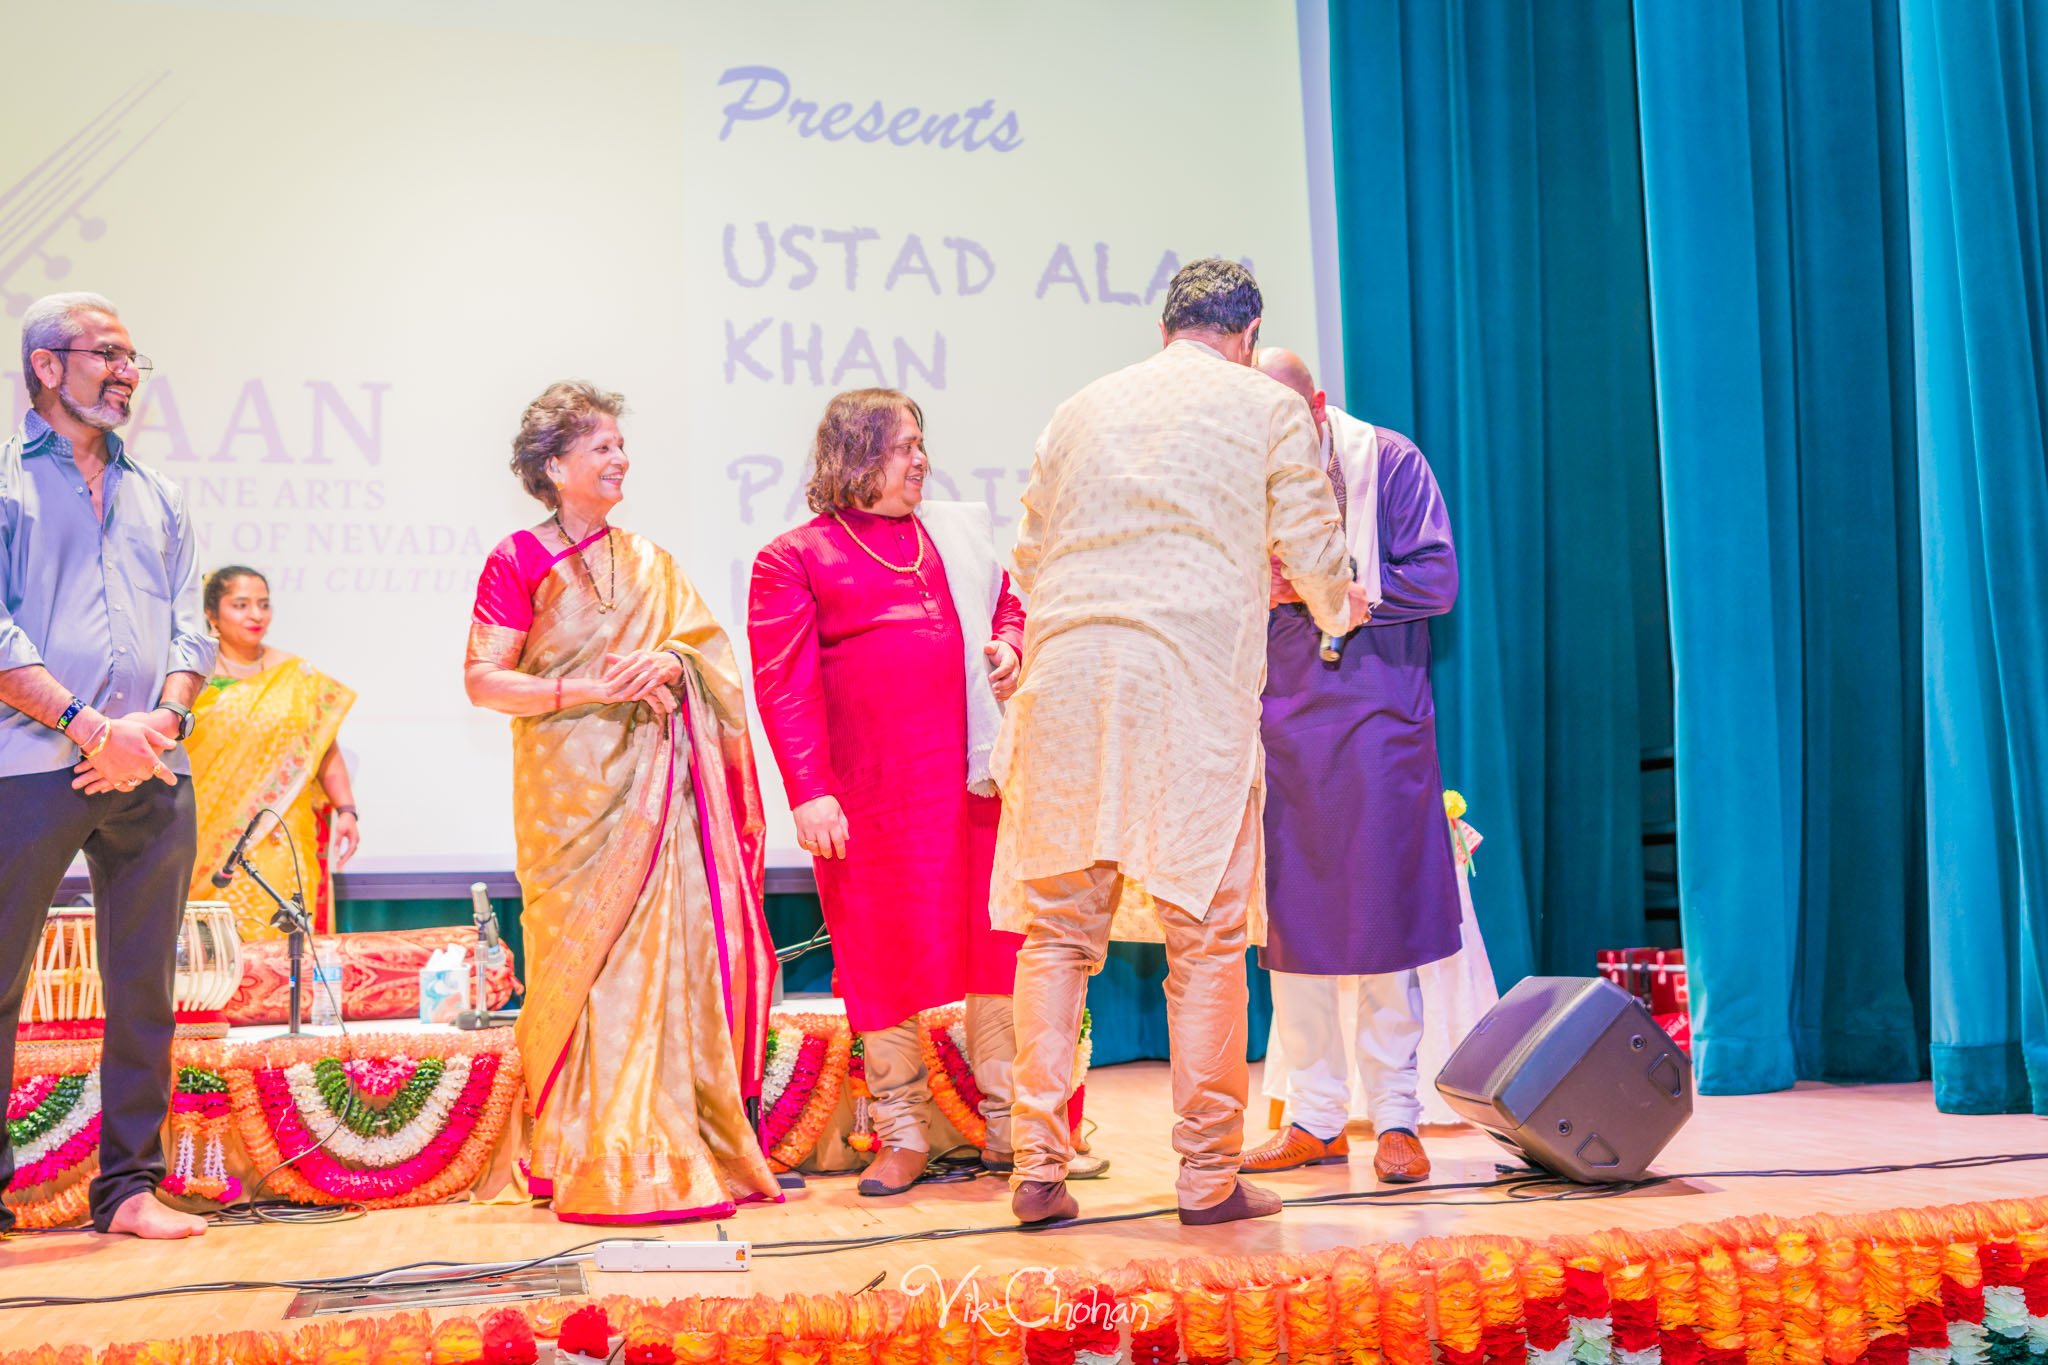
[1319,0,2045,1110]
[1631,0,1925,1094]
[1327,0,1669,990]
[1899,0,2048,1112]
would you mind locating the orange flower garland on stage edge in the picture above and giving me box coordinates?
[34,1195,2048,1365]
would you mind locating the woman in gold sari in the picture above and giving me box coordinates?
[186,566,360,941]
[465,380,781,1224]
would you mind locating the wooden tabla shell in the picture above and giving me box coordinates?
[22,903,245,1022]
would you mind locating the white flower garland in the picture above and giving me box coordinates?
[1984,1286,2029,1341]
[1616,1346,1663,1365]
[1908,1346,1953,1365]
[282,1055,473,1166]
[14,1069,100,1167]
[1568,1315,1616,1365]
[1949,1320,1990,1365]
[760,1025,804,1110]
[1532,1340,1576,1365]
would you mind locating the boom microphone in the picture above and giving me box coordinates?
[210,810,269,888]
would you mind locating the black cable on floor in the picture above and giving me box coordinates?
[10,1149,2048,1310]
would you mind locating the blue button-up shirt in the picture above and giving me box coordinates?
[0,411,214,778]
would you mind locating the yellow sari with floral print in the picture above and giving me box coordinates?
[186,658,355,940]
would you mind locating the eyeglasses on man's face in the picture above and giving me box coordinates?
[47,346,154,375]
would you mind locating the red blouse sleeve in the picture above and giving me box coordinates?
[472,532,547,630]
[992,570,1026,651]
[746,535,839,807]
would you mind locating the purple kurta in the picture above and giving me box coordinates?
[1261,427,1463,976]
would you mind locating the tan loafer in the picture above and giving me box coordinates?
[982,1148,1111,1180]
[1242,1124,1350,1173]
[857,1145,929,1196]
[1178,1178,1284,1226]
[1373,1129,1431,1183]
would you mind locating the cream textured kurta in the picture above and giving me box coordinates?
[990,339,1353,942]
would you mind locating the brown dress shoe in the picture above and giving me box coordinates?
[1013,1179,1079,1225]
[1179,1178,1284,1226]
[1373,1129,1431,1183]
[857,1145,929,1196]
[1242,1124,1350,1173]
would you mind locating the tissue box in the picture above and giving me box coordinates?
[418,957,469,1025]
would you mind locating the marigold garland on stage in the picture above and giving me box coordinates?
[5,1001,1084,1225]
[35,1195,2048,1365]
[2,1030,524,1226]
[226,1030,524,1208]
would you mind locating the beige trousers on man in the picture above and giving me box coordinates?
[1009,796,1258,1209]
[861,993,1017,1153]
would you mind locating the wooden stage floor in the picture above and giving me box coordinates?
[3,1061,2044,1349]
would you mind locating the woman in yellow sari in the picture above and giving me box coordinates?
[465,380,781,1224]
[186,566,359,941]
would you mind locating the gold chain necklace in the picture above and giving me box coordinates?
[831,511,926,575]
[553,512,617,612]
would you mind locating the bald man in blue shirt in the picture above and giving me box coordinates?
[0,292,214,1238]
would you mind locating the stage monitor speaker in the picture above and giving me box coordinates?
[1434,975,1693,1182]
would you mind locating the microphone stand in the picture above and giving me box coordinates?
[228,849,313,1036]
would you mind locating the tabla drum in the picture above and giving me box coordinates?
[25,908,98,1023]
[175,901,244,1015]
[22,904,244,1025]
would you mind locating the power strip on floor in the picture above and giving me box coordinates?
[593,1239,750,1273]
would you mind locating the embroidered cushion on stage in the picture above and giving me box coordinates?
[224,926,521,1027]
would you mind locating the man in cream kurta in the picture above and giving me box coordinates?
[990,259,1362,1226]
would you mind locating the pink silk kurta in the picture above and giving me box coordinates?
[748,508,1026,1033]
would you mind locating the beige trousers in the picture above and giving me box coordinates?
[1009,795,1258,1209]
[861,993,1017,1153]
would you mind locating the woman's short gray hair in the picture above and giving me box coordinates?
[509,381,626,509]
[20,292,120,399]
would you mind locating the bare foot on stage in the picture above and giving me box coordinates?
[104,1191,208,1239]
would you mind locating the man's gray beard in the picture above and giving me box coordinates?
[57,385,128,433]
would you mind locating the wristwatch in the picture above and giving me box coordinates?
[156,701,196,742]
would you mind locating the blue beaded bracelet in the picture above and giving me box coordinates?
[57,697,85,732]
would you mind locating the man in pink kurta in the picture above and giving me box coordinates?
[749,388,1095,1196]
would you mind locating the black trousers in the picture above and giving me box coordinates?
[0,769,196,1232]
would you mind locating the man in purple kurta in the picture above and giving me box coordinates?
[1247,349,1461,1183]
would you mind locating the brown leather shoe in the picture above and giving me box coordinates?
[1013,1179,1079,1225]
[1242,1124,1350,1173]
[1178,1178,1284,1226]
[857,1145,929,1196]
[1373,1129,1431,1183]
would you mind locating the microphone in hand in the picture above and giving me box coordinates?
[1320,557,1362,664]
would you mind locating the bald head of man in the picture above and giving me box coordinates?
[1255,347,1328,435]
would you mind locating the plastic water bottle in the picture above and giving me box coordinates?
[308,940,344,1028]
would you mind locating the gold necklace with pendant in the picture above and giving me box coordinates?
[552,511,616,612]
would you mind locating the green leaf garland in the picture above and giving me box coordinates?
[310,1056,446,1137]
[7,1073,86,1147]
